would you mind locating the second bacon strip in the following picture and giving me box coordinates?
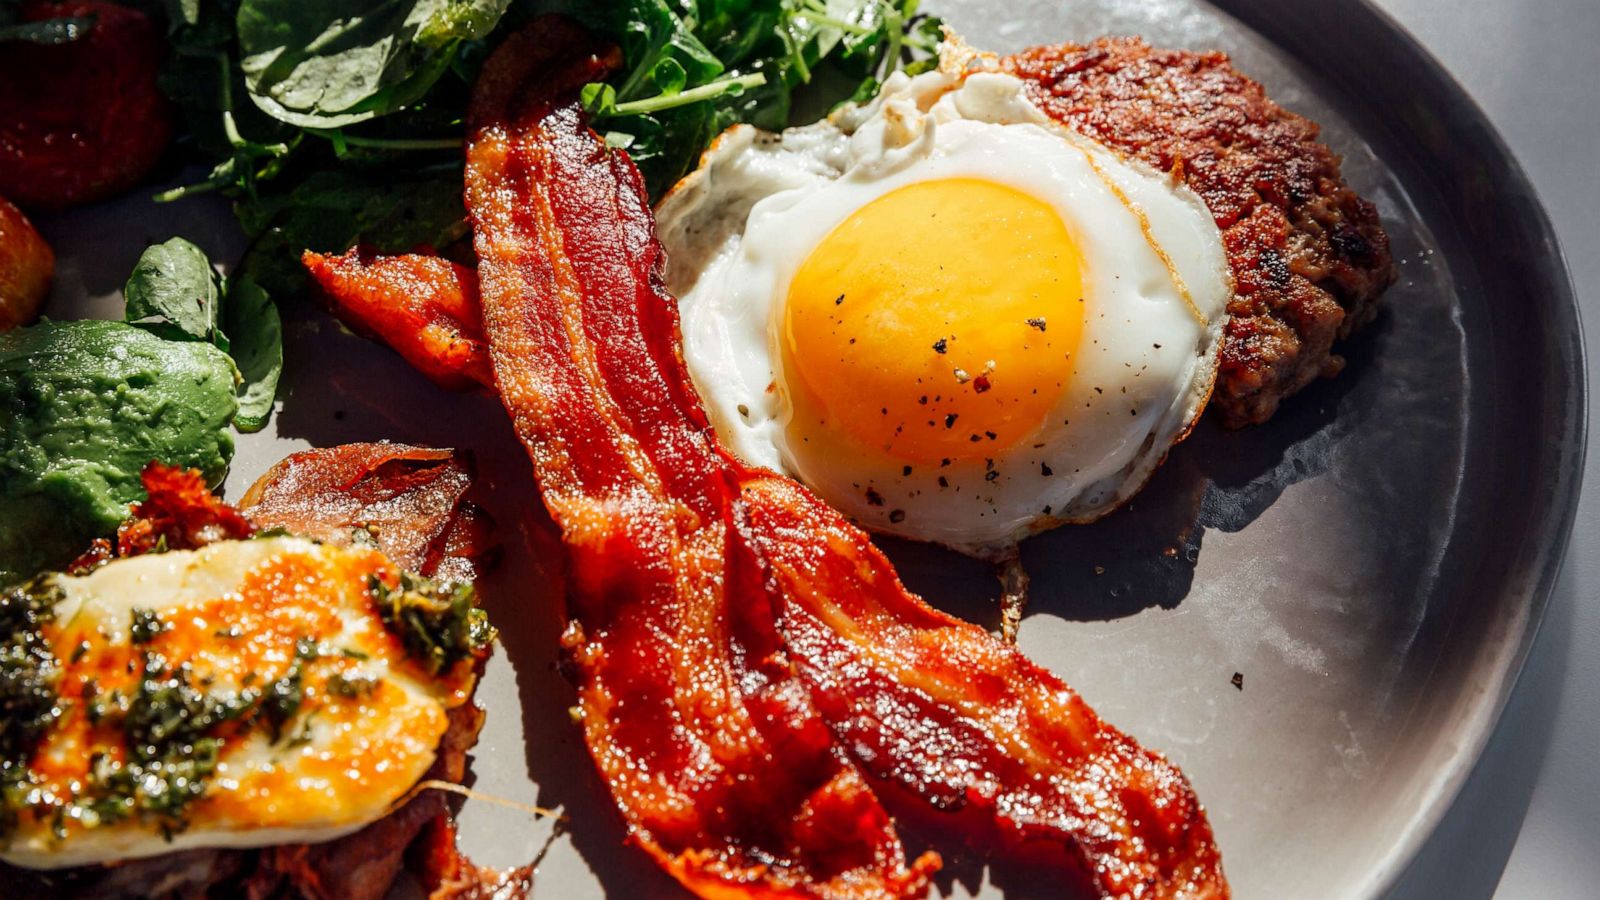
[468,20,933,897]
[466,18,1226,899]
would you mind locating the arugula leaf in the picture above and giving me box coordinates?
[237,0,509,128]
[125,238,230,351]
[542,0,941,196]
[236,167,466,247]
[162,0,938,212]
[223,276,282,432]
[148,0,938,416]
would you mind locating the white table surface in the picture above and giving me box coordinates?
[1370,1,1600,897]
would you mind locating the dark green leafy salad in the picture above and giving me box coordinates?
[156,0,939,296]
[0,0,938,585]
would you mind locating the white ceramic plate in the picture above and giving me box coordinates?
[32,0,1583,897]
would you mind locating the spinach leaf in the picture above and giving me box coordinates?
[223,276,282,433]
[237,0,509,128]
[231,165,468,306]
[125,238,230,351]
[122,238,284,431]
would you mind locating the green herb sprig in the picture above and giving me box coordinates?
[558,0,943,193]
[369,572,494,675]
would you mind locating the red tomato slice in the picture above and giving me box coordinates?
[0,2,173,210]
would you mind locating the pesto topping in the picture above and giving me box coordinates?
[326,670,381,699]
[2,558,492,847]
[80,649,256,836]
[369,573,495,676]
[0,577,64,835]
[3,611,319,840]
[259,639,314,743]
[129,608,167,645]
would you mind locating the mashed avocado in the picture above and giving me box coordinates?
[0,320,238,583]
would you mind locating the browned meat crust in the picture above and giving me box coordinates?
[1002,38,1395,426]
[410,811,536,899]
[240,443,496,583]
[245,702,489,900]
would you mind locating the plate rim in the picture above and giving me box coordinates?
[1208,0,1588,894]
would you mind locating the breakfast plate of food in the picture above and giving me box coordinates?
[0,0,1582,898]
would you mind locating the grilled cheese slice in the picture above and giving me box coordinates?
[0,536,486,870]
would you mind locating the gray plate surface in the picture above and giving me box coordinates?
[34,0,1582,897]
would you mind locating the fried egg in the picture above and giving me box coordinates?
[657,49,1231,556]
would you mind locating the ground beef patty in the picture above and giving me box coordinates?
[1002,38,1395,427]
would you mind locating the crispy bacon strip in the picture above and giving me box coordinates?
[742,477,1224,896]
[120,462,255,550]
[470,17,1225,898]
[304,247,495,391]
[240,442,494,583]
[468,19,935,898]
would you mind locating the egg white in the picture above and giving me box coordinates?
[658,53,1231,556]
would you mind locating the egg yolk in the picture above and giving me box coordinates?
[781,178,1085,464]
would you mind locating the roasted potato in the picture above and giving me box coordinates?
[0,196,54,330]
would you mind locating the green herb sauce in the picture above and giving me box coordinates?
[0,577,64,836]
[369,573,494,675]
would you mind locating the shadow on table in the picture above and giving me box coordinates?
[884,317,1384,627]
